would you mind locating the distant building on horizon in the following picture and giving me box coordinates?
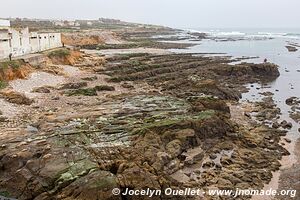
[0,19,62,59]
[0,19,10,28]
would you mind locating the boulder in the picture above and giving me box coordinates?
[32,86,51,93]
[0,91,33,105]
[59,82,88,90]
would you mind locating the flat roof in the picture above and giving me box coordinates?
[0,19,10,27]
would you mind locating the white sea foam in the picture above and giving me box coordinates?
[184,29,300,40]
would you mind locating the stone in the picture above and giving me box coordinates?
[32,86,51,93]
[280,120,293,129]
[284,138,292,143]
[26,125,39,133]
[209,154,217,160]
[0,116,8,122]
[166,140,182,158]
[244,112,251,118]
[272,122,280,129]
[220,155,233,166]
[285,45,298,52]
[94,85,115,91]
[215,163,222,169]
[59,82,88,90]
[52,96,60,100]
[286,97,299,106]
[217,178,233,188]
[284,123,293,129]
[0,91,34,105]
[202,160,215,169]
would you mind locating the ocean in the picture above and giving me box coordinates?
[170,28,300,197]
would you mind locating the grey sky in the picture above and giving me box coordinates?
[1,0,300,28]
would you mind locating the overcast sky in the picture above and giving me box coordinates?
[1,0,300,29]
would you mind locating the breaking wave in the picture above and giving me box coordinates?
[186,29,300,39]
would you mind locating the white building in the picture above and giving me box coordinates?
[0,19,62,59]
[0,19,10,27]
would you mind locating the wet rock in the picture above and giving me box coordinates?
[166,159,181,174]
[65,88,97,96]
[152,152,171,171]
[217,178,233,189]
[272,122,280,129]
[220,155,233,166]
[59,82,88,90]
[31,86,51,93]
[0,38,294,200]
[209,154,217,160]
[191,97,230,113]
[0,91,34,105]
[26,125,39,133]
[213,62,280,77]
[51,96,60,100]
[259,91,274,96]
[202,160,215,169]
[94,85,115,91]
[182,147,204,165]
[166,140,182,158]
[235,182,251,190]
[81,76,98,81]
[0,116,8,122]
[215,163,222,169]
[285,45,298,52]
[280,120,293,129]
[50,170,119,200]
[284,138,292,143]
[286,97,300,106]
[290,112,300,123]
[244,112,251,118]
[121,82,134,89]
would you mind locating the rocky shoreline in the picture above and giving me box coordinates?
[0,27,293,200]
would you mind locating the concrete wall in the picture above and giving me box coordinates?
[10,27,32,57]
[29,32,39,53]
[0,27,62,59]
[0,29,11,59]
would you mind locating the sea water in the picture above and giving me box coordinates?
[170,28,300,197]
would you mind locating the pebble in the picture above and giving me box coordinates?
[209,154,217,160]
[284,138,292,143]
[0,116,8,122]
[26,125,39,133]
